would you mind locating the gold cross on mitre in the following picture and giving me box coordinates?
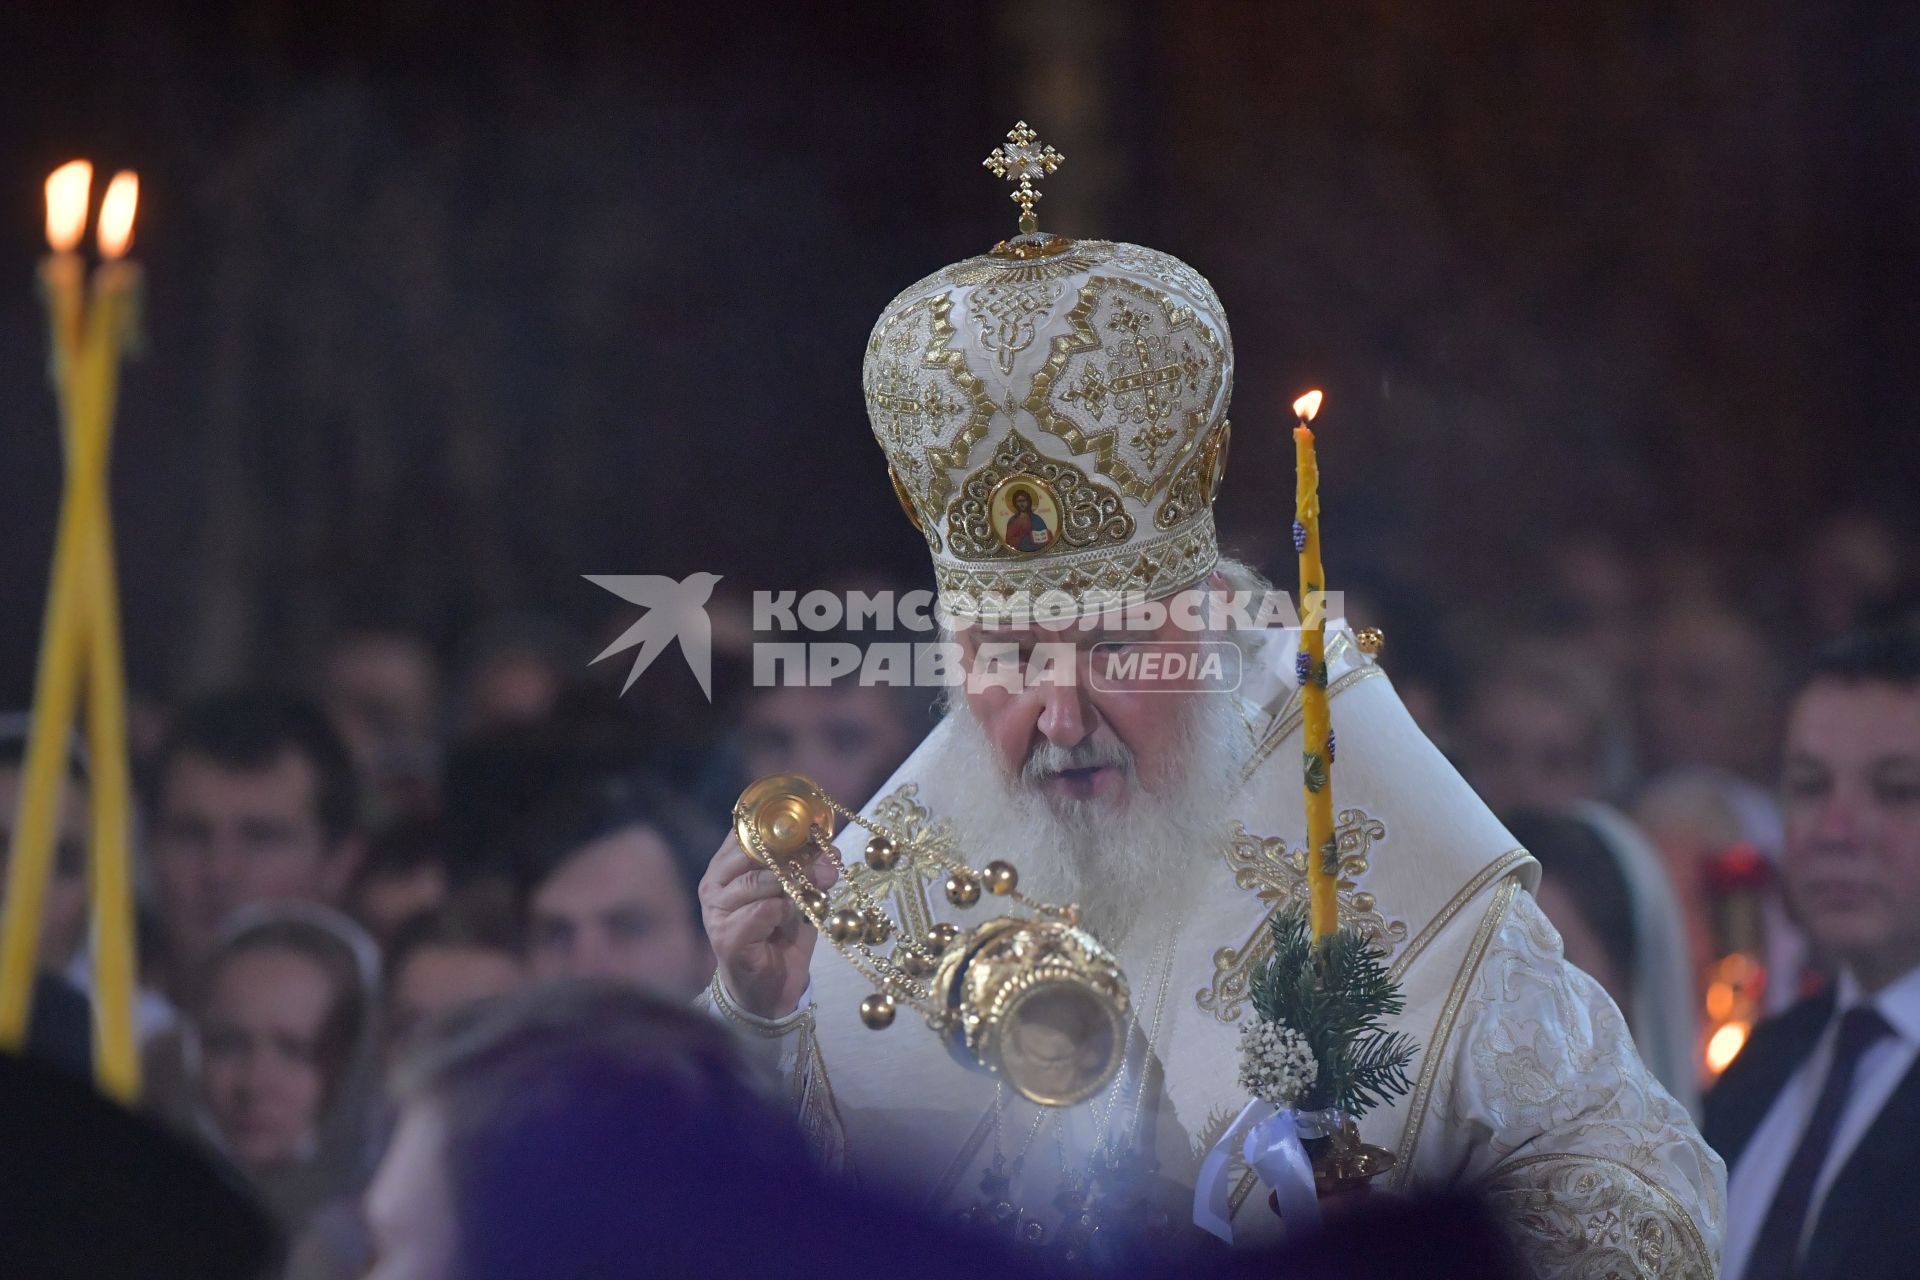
[982,120,1064,237]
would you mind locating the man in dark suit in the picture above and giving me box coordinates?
[1707,621,1920,1280]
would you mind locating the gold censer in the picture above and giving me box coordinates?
[734,773,1130,1107]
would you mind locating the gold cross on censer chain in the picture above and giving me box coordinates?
[982,121,1064,236]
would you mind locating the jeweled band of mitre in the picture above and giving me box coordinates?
[863,123,1235,621]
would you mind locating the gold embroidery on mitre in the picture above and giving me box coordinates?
[934,516,1216,617]
[1155,419,1230,531]
[906,240,1114,293]
[894,241,1230,302]
[1196,809,1409,1023]
[1024,276,1226,503]
[1105,242,1228,324]
[887,463,941,552]
[945,430,1134,562]
[863,293,997,518]
[966,282,1066,376]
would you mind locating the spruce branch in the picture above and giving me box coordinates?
[1248,905,1418,1117]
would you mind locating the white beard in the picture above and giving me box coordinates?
[940,689,1249,953]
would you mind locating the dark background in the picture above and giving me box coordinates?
[2,0,1915,703]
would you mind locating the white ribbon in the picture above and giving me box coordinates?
[1192,1099,1323,1243]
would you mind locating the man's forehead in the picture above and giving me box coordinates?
[1789,681,1920,753]
[169,748,317,795]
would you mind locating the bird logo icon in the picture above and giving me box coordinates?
[584,572,723,700]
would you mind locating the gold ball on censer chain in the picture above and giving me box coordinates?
[859,992,897,1029]
[864,835,901,871]
[925,922,960,952]
[896,946,935,976]
[983,860,1018,896]
[945,872,982,908]
[827,908,866,944]
[795,887,828,918]
[861,910,893,945]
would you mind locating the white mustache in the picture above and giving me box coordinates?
[1021,736,1135,788]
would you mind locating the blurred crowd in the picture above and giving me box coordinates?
[2,504,1916,1276]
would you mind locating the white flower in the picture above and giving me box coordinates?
[1237,1018,1320,1108]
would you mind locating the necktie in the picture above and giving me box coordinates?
[1742,1005,1894,1280]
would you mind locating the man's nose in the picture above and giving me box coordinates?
[1035,670,1095,749]
[233,1048,270,1095]
[1810,790,1863,848]
[567,932,614,980]
[203,834,247,892]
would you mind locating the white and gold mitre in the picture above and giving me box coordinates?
[863,122,1234,619]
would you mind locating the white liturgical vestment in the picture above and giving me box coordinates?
[701,623,1725,1276]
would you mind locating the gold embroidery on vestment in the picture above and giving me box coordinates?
[1482,1152,1713,1279]
[1197,809,1408,1024]
[840,783,956,941]
[1390,875,1520,1188]
[1387,848,1534,984]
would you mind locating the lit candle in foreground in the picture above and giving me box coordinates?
[0,162,144,1102]
[98,171,138,258]
[45,160,92,252]
[1291,389,1338,945]
[82,169,142,1103]
[41,161,91,354]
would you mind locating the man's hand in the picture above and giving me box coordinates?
[698,834,838,1020]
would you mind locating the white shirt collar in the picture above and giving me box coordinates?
[1836,963,1920,1046]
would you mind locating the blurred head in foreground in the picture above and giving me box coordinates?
[363,981,812,1280]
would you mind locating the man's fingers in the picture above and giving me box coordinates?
[703,838,758,891]
[706,867,790,913]
[803,853,841,892]
[723,896,795,943]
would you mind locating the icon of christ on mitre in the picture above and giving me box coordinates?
[696,122,1723,1273]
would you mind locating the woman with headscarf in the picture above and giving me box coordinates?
[185,904,383,1235]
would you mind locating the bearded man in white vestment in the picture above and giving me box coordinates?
[696,134,1723,1276]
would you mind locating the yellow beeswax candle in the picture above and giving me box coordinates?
[1292,390,1337,944]
[0,164,144,1100]
[77,257,142,1100]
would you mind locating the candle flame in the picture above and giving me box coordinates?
[1292,389,1324,422]
[44,160,93,253]
[98,171,139,259]
[1705,1021,1749,1076]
